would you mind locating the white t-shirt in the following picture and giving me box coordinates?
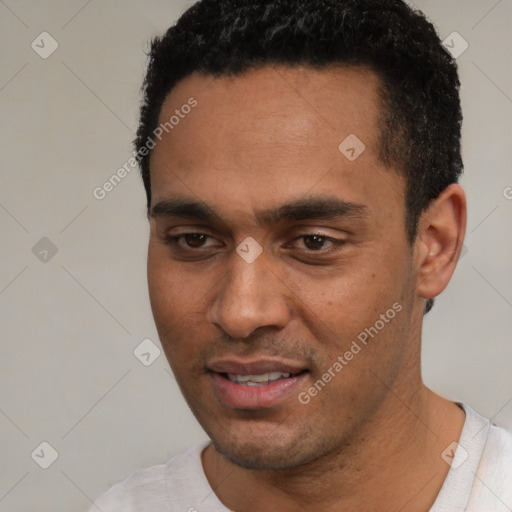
[88,403,512,511]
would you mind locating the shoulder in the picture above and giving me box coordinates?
[483,420,512,464]
[477,420,512,482]
[88,442,210,512]
[465,406,512,511]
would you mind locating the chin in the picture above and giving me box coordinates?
[209,427,321,471]
[214,441,302,470]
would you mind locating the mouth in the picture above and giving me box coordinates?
[207,359,309,409]
[224,371,298,386]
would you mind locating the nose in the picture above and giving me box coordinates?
[208,250,291,340]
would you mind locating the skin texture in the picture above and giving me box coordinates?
[147,65,467,511]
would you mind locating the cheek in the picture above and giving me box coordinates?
[298,268,384,320]
[295,259,410,358]
[147,245,196,341]
[147,243,217,374]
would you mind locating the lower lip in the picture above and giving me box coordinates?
[210,372,308,409]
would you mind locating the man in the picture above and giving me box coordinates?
[90,0,512,510]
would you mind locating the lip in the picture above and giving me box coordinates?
[207,358,308,409]
[208,358,306,376]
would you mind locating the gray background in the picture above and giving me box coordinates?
[0,1,511,510]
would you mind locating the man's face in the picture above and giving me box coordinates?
[147,66,423,470]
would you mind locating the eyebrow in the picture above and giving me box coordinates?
[150,195,368,227]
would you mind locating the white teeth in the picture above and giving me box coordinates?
[227,372,291,385]
[268,372,290,381]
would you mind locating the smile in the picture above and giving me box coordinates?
[207,359,309,409]
[226,372,292,385]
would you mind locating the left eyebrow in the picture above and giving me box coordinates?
[150,195,368,227]
[255,196,368,225]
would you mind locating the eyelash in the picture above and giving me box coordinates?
[162,232,346,256]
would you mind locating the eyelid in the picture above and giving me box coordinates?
[289,232,345,251]
[163,231,346,255]
[163,232,221,248]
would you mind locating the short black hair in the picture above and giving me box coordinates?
[135,0,464,314]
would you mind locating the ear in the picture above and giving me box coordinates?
[414,184,467,301]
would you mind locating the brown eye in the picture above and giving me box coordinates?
[302,235,330,251]
[289,233,346,257]
[183,233,208,248]
[163,233,218,251]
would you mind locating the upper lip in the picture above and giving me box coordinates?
[207,358,306,376]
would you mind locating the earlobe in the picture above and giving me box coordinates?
[415,184,467,301]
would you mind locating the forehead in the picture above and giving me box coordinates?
[149,65,405,229]
[155,65,384,161]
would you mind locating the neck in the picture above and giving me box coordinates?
[202,383,466,512]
